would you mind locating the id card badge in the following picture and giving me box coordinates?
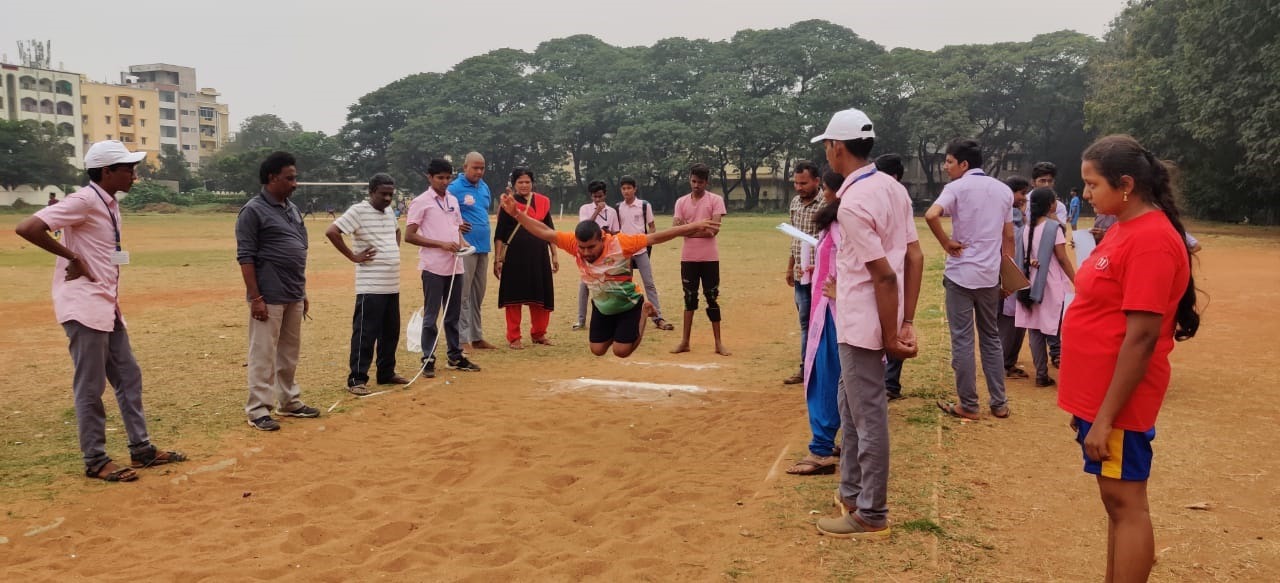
[111,250,130,265]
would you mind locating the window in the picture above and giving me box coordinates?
[105,115,112,124]
[58,123,74,137]
[199,106,215,120]
[120,115,132,127]
[139,100,146,109]
[21,97,37,112]
[55,80,73,95]
[19,76,36,90]
[141,137,147,145]
[140,119,146,127]
[0,97,3,109]
[107,134,112,140]
[161,126,177,138]
[82,115,88,124]
[56,101,73,115]
[81,96,87,105]
[39,99,54,114]
[159,90,175,103]
[182,145,191,150]
[182,127,192,133]
[104,96,111,105]
[121,135,134,143]
[118,96,133,108]
[160,108,176,120]
[180,109,191,116]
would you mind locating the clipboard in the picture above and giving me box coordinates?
[1000,255,1030,293]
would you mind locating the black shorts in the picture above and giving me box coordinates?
[589,302,644,344]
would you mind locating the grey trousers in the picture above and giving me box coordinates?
[836,343,891,527]
[245,302,306,420]
[577,282,590,325]
[1028,329,1052,380]
[997,312,1026,371]
[630,252,664,321]
[63,317,152,473]
[459,253,489,343]
[943,277,1007,412]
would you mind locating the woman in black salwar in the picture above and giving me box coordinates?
[494,167,559,349]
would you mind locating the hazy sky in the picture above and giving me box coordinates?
[2,0,1127,135]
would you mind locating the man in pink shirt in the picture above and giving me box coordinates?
[925,138,1015,420]
[810,109,924,539]
[15,141,187,483]
[671,163,729,355]
[405,158,480,376]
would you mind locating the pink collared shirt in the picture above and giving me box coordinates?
[407,189,465,277]
[933,168,1014,289]
[673,192,727,262]
[834,164,919,350]
[33,183,125,332]
[617,198,653,255]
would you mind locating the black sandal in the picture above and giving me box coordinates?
[130,446,189,469]
[86,462,138,482]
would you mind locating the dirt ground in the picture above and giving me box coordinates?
[0,212,1276,581]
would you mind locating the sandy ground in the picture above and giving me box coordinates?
[0,214,1277,581]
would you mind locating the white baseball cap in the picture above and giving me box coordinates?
[810,108,876,143]
[84,140,147,169]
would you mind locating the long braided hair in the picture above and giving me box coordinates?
[1082,135,1200,341]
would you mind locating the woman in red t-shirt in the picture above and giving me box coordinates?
[1059,135,1200,582]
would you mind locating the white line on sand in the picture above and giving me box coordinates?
[619,360,722,371]
[762,444,793,484]
[560,378,706,393]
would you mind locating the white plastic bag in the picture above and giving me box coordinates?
[406,307,424,353]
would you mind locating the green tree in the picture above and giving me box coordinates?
[155,144,196,191]
[1087,0,1280,222]
[0,120,78,190]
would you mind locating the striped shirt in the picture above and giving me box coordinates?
[333,201,401,294]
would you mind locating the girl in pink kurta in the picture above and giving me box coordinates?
[1015,188,1076,386]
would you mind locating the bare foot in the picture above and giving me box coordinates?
[715,344,732,356]
[472,340,498,350]
[531,336,553,346]
[670,343,690,354]
[509,340,524,350]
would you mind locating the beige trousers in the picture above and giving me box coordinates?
[245,301,305,419]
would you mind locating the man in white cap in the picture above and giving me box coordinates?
[14,140,187,483]
[809,109,923,539]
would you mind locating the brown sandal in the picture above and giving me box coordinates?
[88,462,138,482]
[937,401,980,420]
[785,454,838,475]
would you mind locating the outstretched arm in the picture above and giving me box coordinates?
[644,219,720,247]
[498,193,558,243]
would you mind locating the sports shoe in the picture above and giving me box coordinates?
[422,358,436,378]
[1035,376,1057,388]
[248,416,280,431]
[816,513,891,539]
[448,357,481,372]
[571,321,585,331]
[278,405,321,418]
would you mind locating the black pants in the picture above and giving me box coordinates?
[421,271,463,363]
[884,357,903,397]
[348,293,401,387]
[680,261,721,322]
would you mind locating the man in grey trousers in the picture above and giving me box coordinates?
[237,151,322,431]
[925,139,1015,420]
[15,140,187,482]
[450,152,498,352]
[811,108,924,538]
[615,176,675,331]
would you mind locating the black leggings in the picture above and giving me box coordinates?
[680,261,721,322]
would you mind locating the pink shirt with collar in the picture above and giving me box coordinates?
[617,198,653,255]
[673,192,727,262]
[407,189,465,277]
[834,164,919,350]
[33,183,125,332]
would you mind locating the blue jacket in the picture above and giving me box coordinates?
[449,175,492,253]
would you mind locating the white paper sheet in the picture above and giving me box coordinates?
[1073,231,1096,268]
[776,223,819,246]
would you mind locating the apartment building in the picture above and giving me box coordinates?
[123,63,229,168]
[1,62,85,168]
[80,79,162,167]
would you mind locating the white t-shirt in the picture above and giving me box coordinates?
[333,201,401,294]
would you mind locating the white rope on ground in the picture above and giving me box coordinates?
[401,246,472,389]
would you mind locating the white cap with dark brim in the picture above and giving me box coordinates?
[84,140,147,169]
[810,108,876,143]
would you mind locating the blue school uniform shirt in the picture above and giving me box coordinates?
[449,175,492,253]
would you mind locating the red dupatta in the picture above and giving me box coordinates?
[511,192,551,221]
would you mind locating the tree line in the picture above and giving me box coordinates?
[5,4,1276,222]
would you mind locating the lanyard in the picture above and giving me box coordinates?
[434,194,453,212]
[89,183,121,251]
[850,168,877,186]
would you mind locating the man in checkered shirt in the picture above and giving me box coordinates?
[784,161,825,384]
